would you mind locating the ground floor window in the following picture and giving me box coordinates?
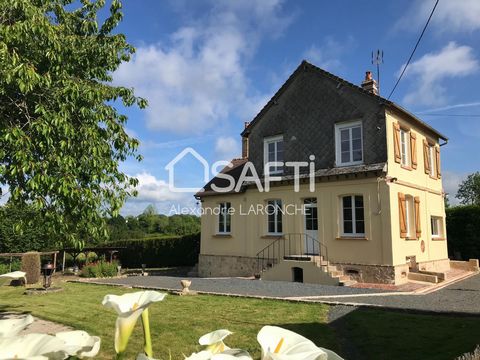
[267,199,283,234]
[431,216,444,239]
[218,202,231,234]
[341,195,364,236]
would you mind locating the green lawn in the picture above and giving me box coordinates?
[0,282,478,360]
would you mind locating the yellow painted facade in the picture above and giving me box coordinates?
[198,108,449,284]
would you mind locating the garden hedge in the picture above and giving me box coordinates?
[446,205,480,260]
[112,233,200,268]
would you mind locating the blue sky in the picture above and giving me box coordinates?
[111,0,480,215]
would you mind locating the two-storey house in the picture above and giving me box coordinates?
[195,61,449,285]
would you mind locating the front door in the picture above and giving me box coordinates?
[304,198,319,255]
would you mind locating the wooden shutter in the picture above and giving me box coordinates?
[435,147,441,179]
[393,123,401,163]
[398,192,407,238]
[414,196,421,238]
[423,140,430,175]
[410,133,417,169]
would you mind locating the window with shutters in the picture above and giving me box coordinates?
[340,195,365,237]
[428,144,436,178]
[394,124,417,170]
[335,121,363,166]
[218,202,231,234]
[400,129,411,167]
[398,193,421,240]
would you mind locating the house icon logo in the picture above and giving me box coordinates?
[165,147,210,193]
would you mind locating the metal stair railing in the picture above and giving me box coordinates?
[255,233,328,275]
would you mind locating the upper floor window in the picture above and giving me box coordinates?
[428,144,436,177]
[264,135,284,175]
[394,123,417,170]
[341,195,365,236]
[218,202,231,234]
[266,199,283,235]
[400,129,411,167]
[335,121,363,166]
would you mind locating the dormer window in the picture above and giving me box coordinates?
[335,121,363,166]
[264,135,284,175]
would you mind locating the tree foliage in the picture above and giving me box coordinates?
[0,0,146,248]
[456,172,480,206]
[0,203,55,253]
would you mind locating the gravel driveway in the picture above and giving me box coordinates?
[87,273,480,315]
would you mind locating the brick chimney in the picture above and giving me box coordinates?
[242,122,250,159]
[361,71,378,95]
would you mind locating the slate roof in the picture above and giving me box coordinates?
[241,60,448,141]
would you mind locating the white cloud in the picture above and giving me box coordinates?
[401,42,478,106]
[396,0,480,33]
[122,172,196,216]
[215,136,240,161]
[114,1,292,134]
[303,36,355,73]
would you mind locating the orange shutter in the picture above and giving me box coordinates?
[423,140,430,175]
[435,147,441,179]
[414,196,421,238]
[393,123,401,163]
[410,133,417,169]
[398,192,407,238]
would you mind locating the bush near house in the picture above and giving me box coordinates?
[21,252,41,284]
[446,205,480,260]
[112,233,200,268]
[80,260,119,278]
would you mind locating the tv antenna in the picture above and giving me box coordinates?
[372,50,384,95]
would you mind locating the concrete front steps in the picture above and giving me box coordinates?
[260,255,357,286]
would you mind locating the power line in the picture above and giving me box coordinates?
[387,0,440,100]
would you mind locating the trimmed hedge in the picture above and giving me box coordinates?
[446,205,480,260]
[113,233,200,268]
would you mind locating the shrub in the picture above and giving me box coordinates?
[80,260,119,278]
[112,233,200,268]
[21,252,41,284]
[446,205,480,260]
[0,264,9,275]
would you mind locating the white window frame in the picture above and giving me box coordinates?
[405,195,415,238]
[429,144,436,177]
[340,195,365,237]
[217,202,231,234]
[431,216,443,238]
[335,120,363,167]
[266,199,283,235]
[264,135,284,175]
[400,129,411,167]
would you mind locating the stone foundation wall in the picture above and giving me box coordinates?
[450,259,479,272]
[416,258,451,273]
[198,254,257,278]
[331,262,397,284]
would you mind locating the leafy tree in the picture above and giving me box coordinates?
[456,172,480,205]
[0,0,146,248]
[0,203,54,253]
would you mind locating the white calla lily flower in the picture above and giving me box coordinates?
[185,329,235,360]
[257,326,343,360]
[0,333,69,360]
[55,330,101,358]
[0,314,34,338]
[102,291,166,354]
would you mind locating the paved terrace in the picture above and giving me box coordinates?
[85,273,480,315]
